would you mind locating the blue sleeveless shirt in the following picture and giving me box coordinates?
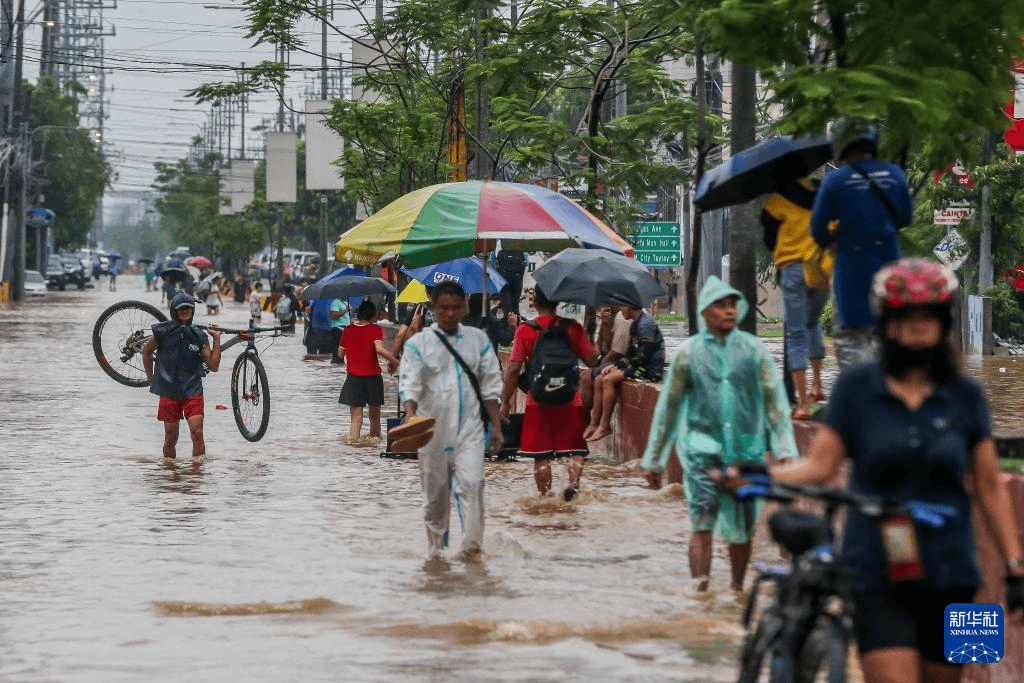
[149,319,209,400]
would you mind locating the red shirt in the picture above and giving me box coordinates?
[510,315,595,365]
[510,315,595,407]
[341,322,384,376]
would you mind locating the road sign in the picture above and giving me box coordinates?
[632,222,680,266]
[933,205,974,225]
[933,228,970,270]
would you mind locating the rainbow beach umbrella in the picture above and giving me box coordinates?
[335,181,630,268]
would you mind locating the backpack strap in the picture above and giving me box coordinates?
[850,161,904,228]
[432,330,490,428]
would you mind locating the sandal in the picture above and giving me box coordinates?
[791,406,812,421]
[808,389,826,403]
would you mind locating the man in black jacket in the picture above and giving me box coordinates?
[142,292,222,459]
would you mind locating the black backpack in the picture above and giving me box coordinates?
[519,318,579,405]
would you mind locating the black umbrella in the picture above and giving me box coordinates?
[300,275,394,301]
[693,134,832,212]
[531,249,665,309]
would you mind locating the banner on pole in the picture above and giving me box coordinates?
[305,101,345,191]
[266,132,297,203]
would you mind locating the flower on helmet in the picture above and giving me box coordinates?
[871,258,958,315]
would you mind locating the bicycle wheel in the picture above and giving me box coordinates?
[231,351,270,442]
[798,619,848,683]
[738,614,797,683]
[93,300,167,387]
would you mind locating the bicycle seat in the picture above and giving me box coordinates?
[769,509,833,556]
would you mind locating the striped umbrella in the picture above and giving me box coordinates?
[335,181,629,268]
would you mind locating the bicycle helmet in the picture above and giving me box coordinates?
[871,258,958,316]
[831,117,879,160]
[170,291,196,311]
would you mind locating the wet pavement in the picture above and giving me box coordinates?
[1,275,1018,682]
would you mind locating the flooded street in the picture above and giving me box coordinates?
[2,276,1020,682]
[0,275,745,683]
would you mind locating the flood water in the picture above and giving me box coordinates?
[1,276,1019,682]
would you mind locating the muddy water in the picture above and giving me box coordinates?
[1,278,1017,682]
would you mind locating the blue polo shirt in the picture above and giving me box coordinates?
[823,362,990,591]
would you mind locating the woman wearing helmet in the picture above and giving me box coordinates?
[763,258,1024,683]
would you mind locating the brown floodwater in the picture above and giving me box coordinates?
[0,276,1017,682]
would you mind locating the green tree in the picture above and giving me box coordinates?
[695,0,1024,171]
[25,76,111,249]
[189,0,699,230]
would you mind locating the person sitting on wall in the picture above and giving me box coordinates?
[584,304,665,442]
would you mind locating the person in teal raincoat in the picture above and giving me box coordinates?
[640,276,796,592]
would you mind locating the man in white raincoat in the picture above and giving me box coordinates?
[399,281,504,561]
[641,276,796,592]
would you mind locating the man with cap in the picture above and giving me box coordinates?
[142,292,223,459]
[811,117,913,368]
[640,276,796,592]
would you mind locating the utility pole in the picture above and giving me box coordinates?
[729,61,757,334]
[319,0,328,278]
[473,5,489,180]
[10,0,25,302]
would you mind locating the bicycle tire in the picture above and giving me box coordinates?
[798,619,847,683]
[231,351,270,442]
[93,300,168,387]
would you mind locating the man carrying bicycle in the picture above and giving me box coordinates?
[142,292,222,459]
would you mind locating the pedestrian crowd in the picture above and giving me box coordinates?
[133,117,1022,683]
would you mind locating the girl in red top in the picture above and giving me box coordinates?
[500,287,599,498]
[338,300,400,445]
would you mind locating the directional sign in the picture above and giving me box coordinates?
[632,222,681,266]
[933,227,970,270]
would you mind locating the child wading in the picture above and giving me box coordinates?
[640,277,796,592]
[337,300,399,445]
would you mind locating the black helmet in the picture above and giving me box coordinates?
[831,117,879,160]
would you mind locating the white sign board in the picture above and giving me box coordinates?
[933,205,974,225]
[265,132,297,203]
[230,160,255,213]
[305,100,345,191]
[933,228,969,270]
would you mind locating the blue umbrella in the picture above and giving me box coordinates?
[401,257,507,294]
[107,252,123,260]
[694,134,832,212]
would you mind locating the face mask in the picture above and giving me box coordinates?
[881,339,942,377]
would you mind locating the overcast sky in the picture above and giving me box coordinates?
[24,1,383,202]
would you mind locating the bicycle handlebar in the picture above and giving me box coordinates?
[734,474,957,528]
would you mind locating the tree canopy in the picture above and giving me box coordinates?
[26,76,111,249]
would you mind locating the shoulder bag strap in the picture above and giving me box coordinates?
[432,330,490,427]
[851,161,903,227]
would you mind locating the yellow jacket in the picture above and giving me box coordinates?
[760,179,820,269]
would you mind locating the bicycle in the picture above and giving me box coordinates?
[731,473,956,683]
[92,298,286,442]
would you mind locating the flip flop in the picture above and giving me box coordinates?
[387,415,436,441]
[391,430,434,453]
[809,390,826,403]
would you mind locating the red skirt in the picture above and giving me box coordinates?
[519,393,588,458]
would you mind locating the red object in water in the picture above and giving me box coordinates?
[216,405,228,410]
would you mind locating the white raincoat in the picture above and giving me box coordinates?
[398,323,503,556]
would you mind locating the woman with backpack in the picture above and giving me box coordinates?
[500,287,599,499]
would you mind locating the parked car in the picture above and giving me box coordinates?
[45,254,65,289]
[24,270,47,296]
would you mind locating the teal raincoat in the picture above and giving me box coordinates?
[641,276,796,475]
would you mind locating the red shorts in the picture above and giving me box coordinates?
[519,394,588,458]
[157,395,204,422]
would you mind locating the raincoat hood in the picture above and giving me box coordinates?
[697,276,748,334]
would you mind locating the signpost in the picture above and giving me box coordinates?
[632,221,681,266]
[933,227,970,270]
